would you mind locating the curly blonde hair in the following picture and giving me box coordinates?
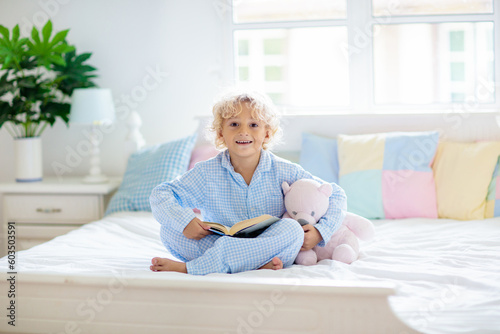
[208,89,282,150]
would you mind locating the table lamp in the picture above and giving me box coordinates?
[70,88,115,183]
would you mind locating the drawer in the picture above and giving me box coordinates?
[13,225,81,251]
[3,194,101,224]
[16,224,81,239]
[17,238,45,251]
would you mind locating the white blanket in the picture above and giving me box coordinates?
[4,211,500,334]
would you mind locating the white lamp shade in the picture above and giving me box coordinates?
[70,88,115,124]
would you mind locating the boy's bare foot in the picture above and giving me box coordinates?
[259,257,283,270]
[150,257,187,273]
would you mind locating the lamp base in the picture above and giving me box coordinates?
[83,125,109,184]
[82,174,109,184]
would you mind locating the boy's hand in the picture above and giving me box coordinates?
[183,217,212,240]
[300,224,322,251]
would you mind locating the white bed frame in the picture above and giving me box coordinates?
[2,111,500,334]
[4,273,412,334]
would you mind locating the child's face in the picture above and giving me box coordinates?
[219,102,270,161]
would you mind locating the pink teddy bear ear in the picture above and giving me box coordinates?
[282,182,291,195]
[318,183,333,197]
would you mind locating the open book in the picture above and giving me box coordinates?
[205,214,280,238]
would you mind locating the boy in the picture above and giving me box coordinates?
[150,90,347,275]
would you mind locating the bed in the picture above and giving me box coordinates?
[2,112,500,334]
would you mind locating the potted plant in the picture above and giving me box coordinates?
[0,20,98,182]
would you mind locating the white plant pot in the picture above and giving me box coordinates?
[14,137,43,182]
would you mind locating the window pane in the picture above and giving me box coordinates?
[373,0,492,16]
[265,66,283,81]
[234,27,349,108]
[233,0,346,23]
[449,31,465,52]
[373,22,494,105]
[263,39,285,55]
[238,66,249,81]
[238,40,249,56]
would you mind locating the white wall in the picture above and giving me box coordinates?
[0,0,230,182]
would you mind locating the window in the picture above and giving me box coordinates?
[233,0,346,23]
[228,0,497,113]
[372,0,492,16]
[234,27,349,107]
[373,22,494,105]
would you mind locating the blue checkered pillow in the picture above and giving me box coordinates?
[105,134,197,215]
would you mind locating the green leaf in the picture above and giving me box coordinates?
[75,53,91,63]
[42,20,52,44]
[31,26,41,45]
[0,25,9,40]
[40,101,70,126]
[12,25,19,43]
[53,44,73,54]
[47,54,66,66]
[80,65,97,72]
[19,56,37,70]
[53,49,98,95]
[0,24,29,70]
[16,74,51,104]
[4,55,12,67]
[0,71,14,96]
[50,29,69,47]
[18,76,37,88]
[28,21,75,70]
[0,101,15,128]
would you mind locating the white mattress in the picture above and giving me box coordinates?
[3,211,500,334]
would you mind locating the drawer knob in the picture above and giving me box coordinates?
[36,208,62,213]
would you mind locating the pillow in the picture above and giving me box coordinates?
[299,132,339,184]
[485,157,500,218]
[188,144,219,214]
[337,131,439,219]
[433,141,500,220]
[105,134,197,215]
[188,144,219,170]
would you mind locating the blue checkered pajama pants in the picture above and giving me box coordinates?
[160,218,303,275]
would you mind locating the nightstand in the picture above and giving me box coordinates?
[0,177,120,255]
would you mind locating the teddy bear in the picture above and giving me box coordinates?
[282,179,375,265]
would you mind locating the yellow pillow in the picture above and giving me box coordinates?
[432,141,500,220]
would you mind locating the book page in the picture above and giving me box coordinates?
[232,216,280,238]
[229,214,276,235]
[204,222,230,235]
[204,215,278,237]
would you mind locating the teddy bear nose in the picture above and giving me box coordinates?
[297,218,309,226]
[295,212,314,225]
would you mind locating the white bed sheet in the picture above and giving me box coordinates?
[2,211,500,334]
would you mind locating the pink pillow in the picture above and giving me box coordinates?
[188,145,219,170]
[188,145,219,214]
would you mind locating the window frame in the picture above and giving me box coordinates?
[224,0,500,114]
